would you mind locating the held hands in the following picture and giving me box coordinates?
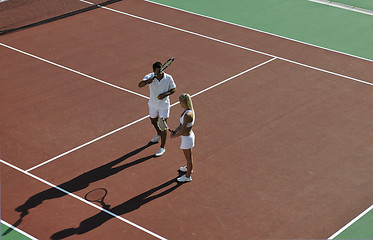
[170,131,176,138]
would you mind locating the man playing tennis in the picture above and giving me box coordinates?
[138,61,176,156]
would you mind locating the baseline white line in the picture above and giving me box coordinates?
[1,220,38,240]
[328,204,373,239]
[1,159,168,240]
[0,43,149,100]
[145,0,373,63]
[78,0,373,89]
[26,115,150,172]
[26,58,276,171]
[308,0,373,16]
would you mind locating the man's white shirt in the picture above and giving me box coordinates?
[143,72,176,109]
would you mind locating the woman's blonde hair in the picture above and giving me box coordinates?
[179,93,193,110]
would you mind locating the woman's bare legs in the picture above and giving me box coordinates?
[183,148,193,178]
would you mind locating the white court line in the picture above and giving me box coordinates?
[1,159,168,240]
[78,0,373,88]
[145,0,373,63]
[1,220,38,240]
[329,204,373,239]
[0,43,149,100]
[308,0,373,16]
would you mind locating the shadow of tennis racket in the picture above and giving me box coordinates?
[85,188,110,210]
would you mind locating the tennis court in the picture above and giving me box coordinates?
[2,0,373,239]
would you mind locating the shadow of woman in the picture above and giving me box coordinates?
[50,177,182,239]
[3,142,156,237]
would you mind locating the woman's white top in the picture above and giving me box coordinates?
[180,110,195,127]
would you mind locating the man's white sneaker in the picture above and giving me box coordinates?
[179,166,187,172]
[177,174,192,182]
[151,135,161,143]
[155,147,165,157]
[179,166,193,173]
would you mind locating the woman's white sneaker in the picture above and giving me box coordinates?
[177,174,192,182]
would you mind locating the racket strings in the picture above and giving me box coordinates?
[85,188,107,202]
[161,61,171,70]
[160,57,174,72]
[157,117,168,131]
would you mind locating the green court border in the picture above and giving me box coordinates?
[330,205,373,239]
[147,0,373,61]
[1,220,36,240]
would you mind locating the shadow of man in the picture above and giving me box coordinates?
[50,177,182,239]
[3,142,156,237]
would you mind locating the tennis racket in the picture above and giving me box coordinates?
[157,117,174,133]
[85,188,110,209]
[155,57,175,77]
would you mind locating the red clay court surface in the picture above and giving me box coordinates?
[2,0,373,239]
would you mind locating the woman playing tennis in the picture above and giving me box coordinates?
[171,93,195,182]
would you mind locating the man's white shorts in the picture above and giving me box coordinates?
[149,106,170,119]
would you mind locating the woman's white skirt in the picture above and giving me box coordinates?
[180,131,195,149]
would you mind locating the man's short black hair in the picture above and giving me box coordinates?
[153,62,162,71]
